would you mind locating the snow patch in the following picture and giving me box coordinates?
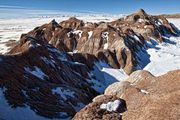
[73,30,83,38]
[58,112,70,120]
[100,100,122,112]
[67,30,82,38]
[26,37,41,48]
[132,34,141,42]
[103,43,108,49]
[102,32,109,41]
[102,32,109,49]
[24,66,48,80]
[47,47,68,61]
[88,31,93,39]
[140,89,149,95]
[41,56,56,68]
[137,18,144,23]
[52,87,75,101]
[144,25,148,29]
[89,61,128,93]
[144,35,180,76]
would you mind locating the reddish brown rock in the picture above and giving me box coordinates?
[13,9,178,75]
[104,81,131,98]
[60,17,84,29]
[1,35,99,119]
[49,28,77,52]
[73,95,127,120]
[74,70,180,120]
[122,70,180,120]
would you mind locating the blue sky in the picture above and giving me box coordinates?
[0,0,180,14]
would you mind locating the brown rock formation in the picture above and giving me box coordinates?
[0,35,99,119]
[12,9,178,75]
[73,95,127,120]
[60,17,84,29]
[74,70,180,120]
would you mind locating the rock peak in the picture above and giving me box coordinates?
[69,17,80,21]
[50,19,60,27]
[135,8,148,16]
[137,9,145,13]
[51,19,56,23]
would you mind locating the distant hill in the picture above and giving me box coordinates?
[161,13,180,18]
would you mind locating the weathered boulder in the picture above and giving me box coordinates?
[104,81,131,98]
[73,95,127,120]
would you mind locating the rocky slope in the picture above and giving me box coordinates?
[0,35,100,119]
[0,9,179,119]
[12,9,179,74]
[73,70,180,120]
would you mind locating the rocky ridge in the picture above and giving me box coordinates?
[0,9,179,119]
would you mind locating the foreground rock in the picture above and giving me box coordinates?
[73,70,180,120]
[122,70,180,120]
[73,95,127,120]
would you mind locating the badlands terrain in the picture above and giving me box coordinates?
[0,9,179,120]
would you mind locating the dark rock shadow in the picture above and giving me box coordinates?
[135,47,151,69]
[170,23,180,35]
[163,38,176,45]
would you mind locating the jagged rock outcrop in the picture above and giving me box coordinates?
[111,9,178,42]
[0,35,100,119]
[18,9,178,74]
[73,70,180,120]
[60,17,84,29]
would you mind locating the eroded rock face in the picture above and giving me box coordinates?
[74,70,180,120]
[111,9,178,42]
[0,35,99,119]
[15,9,178,75]
[60,17,84,29]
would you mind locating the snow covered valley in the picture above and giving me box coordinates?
[143,19,180,75]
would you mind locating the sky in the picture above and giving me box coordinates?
[0,0,180,15]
